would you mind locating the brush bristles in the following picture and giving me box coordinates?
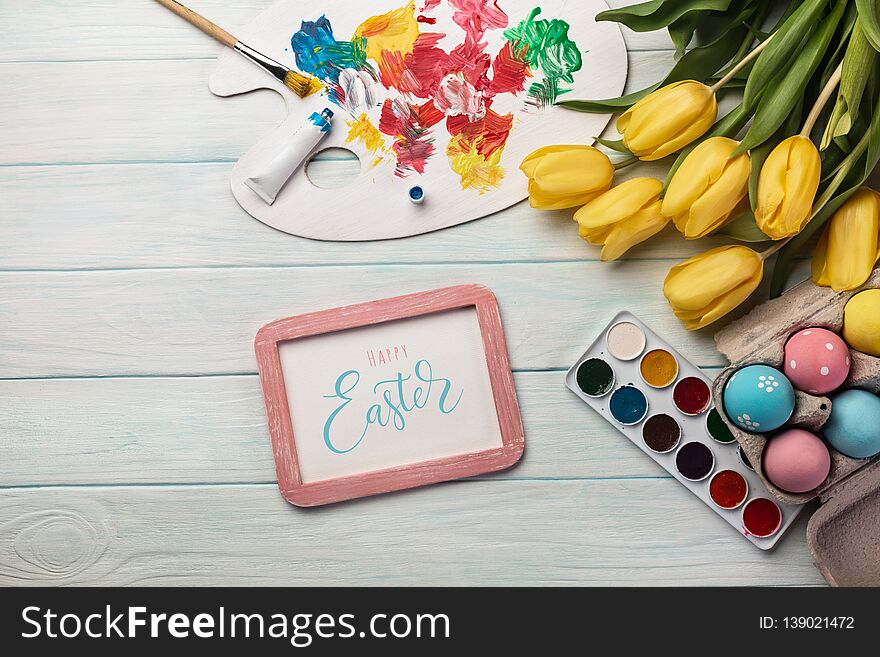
[284,71,319,97]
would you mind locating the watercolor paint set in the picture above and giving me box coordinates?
[565,311,804,549]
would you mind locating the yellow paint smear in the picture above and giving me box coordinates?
[345,113,387,167]
[447,135,505,193]
[354,1,420,61]
[303,77,325,97]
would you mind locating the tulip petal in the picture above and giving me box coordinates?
[617,82,685,135]
[520,144,597,178]
[822,188,880,291]
[618,81,718,160]
[679,270,762,330]
[645,105,717,160]
[663,246,763,330]
[528,181,604,209]
[679,152,750,238]
[662,137,741,218]
[599,201,669,261]
[756,136,820,239]
[812,225,831,286]
[622,83,709,153]
[574,177,663,230]
[531,151,607,196]
[579,223,614,245]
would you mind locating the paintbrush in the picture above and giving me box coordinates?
[154,0,314,97]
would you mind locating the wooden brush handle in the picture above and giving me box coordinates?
[154,0,238,48]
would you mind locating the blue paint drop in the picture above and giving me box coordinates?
[609,385,648,425]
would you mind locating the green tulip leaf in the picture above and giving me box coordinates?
[667,3,747,56]
[669,12,702,56]
[716,211,772,242]
[742,0,830,111]
[596,0,734,32]
[558,84,660,113]
[821,20,876,148]
[736,0,846,155]
[855,0,880,52]
[560,15,749,114]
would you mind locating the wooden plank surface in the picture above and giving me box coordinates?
[0,0,673,64]
[3,370,733,487]
[0,0,826,586]
[0,482,824,586]
[0,261,762,378]
[0,161,693,271]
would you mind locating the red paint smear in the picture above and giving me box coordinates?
[448,40,492,90]
[379,98,436,176]
[379,98,403,137]
[415,99,445,128]
[326,81,346,107]
[399,32,451,97]
[394,137,434,175]
[487,41,530,96]
[449,0,508,44]
[376,50,407,90]
[446,104,512,158]
[709,470,748,509]
[742,498,782,537]
[369,1,519,181]
[673,377,711,415]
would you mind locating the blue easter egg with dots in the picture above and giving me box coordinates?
[723,364,795,433]
[824,389,880,458]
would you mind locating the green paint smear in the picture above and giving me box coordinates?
[505,6,582,108]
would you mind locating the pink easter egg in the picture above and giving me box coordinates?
[763,429,831,493]
[783,328,850,395]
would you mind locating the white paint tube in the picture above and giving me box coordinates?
[245,108,333,204]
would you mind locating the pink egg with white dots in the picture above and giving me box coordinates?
[783,328,850,395]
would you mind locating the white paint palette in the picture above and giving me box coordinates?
[209,0,627,240]
[565,312,804,550]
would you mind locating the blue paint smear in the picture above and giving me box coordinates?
[291,16,369,84]
[609,386,648,425]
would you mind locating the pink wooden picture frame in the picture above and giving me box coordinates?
[254,284,525,506]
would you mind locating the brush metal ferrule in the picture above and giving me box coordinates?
[234,42,289,83]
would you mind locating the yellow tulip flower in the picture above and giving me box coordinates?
[664,245,764,330]
[755,135,821,239]
[812,187,880,291]
[661,137,750,239]
[574,178,668,261]
[519,145,614,209]
[617,80,717,161]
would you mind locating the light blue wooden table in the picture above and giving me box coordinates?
[0,1,825,585]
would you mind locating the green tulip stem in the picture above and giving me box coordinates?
[612,155,639,170]
[800,60,844,137]
[710,33,775,94]
[759,238,792,261]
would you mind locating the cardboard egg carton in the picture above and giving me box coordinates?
[712,268,880,503]
[711,268,880,585]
